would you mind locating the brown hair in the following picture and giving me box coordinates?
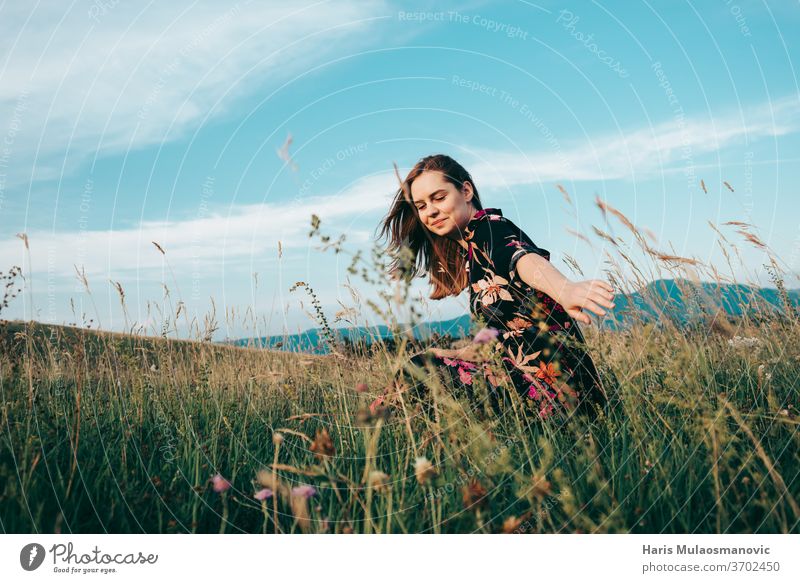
[378,154,483,299]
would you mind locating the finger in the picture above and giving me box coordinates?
[589,292,615,309]
[582,299,606,317]
[591,280,614,295]
[567,308,591,325]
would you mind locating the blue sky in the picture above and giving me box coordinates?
[1,0,799,340]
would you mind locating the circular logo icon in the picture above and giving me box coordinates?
[20,543,46,571]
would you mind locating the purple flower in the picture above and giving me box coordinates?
[291,484,317,499]
[473,327,499,344]
[211,473,231,493]
[254,488,273,501]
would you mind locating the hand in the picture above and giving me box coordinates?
[556,280,615,325]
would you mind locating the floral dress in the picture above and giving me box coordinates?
[421,207,608,419]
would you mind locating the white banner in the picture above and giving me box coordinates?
[2,534,798,582]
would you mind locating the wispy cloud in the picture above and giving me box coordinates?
[6,92,798,280]
[0,0,390,183]
[469,96,800,186]
[1,173,397,278]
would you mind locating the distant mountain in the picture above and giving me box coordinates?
[229,314,473,354]
[230,279,799,353]
[605,279,800,329]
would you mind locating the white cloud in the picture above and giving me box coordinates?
[0,0,390,183]
[0,172,398,278]
[5,92,798,280]
[468,96,800,186]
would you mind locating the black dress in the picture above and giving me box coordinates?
[403,207,608,419]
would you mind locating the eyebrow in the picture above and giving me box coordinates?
[413,188,447,206]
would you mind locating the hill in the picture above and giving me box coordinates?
[233,279,800,353]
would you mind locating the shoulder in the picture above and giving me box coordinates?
[471,213,525,241]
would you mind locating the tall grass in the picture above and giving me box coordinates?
[0,194,798,533]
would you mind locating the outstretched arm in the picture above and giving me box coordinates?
[515,253,615,325]
[426,344,491,363]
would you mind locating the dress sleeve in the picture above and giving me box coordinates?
[477,216,550,283]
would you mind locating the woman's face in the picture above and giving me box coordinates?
[410,170,475,239]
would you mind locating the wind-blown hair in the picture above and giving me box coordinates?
[378,154,483,299]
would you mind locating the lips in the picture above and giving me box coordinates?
[431,218,447,227]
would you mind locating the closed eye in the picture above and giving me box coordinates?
[415,193,446,210]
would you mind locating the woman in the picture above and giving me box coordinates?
[378,154,614,420]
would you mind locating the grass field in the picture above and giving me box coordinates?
[1,211,799,534]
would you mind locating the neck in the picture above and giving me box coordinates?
[452,205,478,249]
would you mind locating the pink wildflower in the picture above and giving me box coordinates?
[473,327,499,344]
[292,484,317,499]
[211,473,231,493]
[254,488,273,501]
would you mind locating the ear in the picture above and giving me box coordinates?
[461,180,474,202]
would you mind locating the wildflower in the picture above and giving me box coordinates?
[502,515,524,534]
[458,366,473,385]
[526,380,540,400]
[414,456,436,486]
[310,427,335,459]
[211,473,231,493]
[473,327,499,344]
[291,484,317,499]
[254,488,273,501]
[462,479,488,509]
[368,396,384,416]
[355,382,369,393]
[538,401,554,419]
[368,470,390,493]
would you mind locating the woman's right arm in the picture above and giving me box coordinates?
[427,345,491,363]
[515,253,615,325]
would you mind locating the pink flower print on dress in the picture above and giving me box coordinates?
[472,272,513,306]
[442,357,477,371]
